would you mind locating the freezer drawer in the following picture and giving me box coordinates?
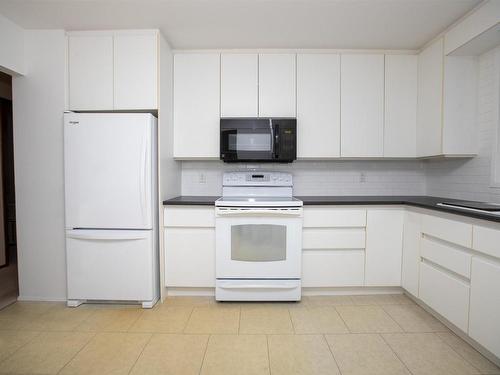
[66,229,155,301]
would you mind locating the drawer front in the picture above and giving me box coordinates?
[473,225,500,259]
[421,214,472,248]
[302,250,365,287]
[164,228,215,287]
[420,237,472,279]
[303,228,366,249]
[164,206,215,227]
[303,207,366,228]
[419,261,470,332]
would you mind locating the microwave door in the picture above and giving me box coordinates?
[221,119,273,161]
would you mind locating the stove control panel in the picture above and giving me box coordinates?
[223,172,293,187]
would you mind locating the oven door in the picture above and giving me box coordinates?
[220,118,274,162]
[215,207,302,279]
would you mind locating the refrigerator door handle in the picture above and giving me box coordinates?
[66,230,149,241]
[140,132,147,223]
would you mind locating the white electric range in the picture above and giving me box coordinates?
[215,172,303,301]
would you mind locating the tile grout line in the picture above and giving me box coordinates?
[287,308,296,334]
[333,306,352,333]
[56,332,97,375]
[198,334,211,375]
[182,306,196,333]
[380,304,406,333]
[380,332,416,375]
[238,306,241,334]
[127,332,154,375]
[322,333,342,375]
[266,334,272,375]
[126,309,146,332]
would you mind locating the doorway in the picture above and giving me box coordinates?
[0,71,18,310]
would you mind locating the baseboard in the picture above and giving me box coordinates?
[166,287,215,296]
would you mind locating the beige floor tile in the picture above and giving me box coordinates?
[161,296,213,307]
[304,295,355,306]
[59,332,151,375]
[290,306,348,334]
[383,304,448,332]
[0,330,41,362]
[0,331,94,374]
[326,333,410,375]
[130,334,208,375]
[201,335,269,375]
[269,334,340,375]
[239,306,293,334]
[336,305,403,333]
[184,306,240,334]
[75,308,142,332]
[351,294,408,305]
[129,306,193,333]
[392,294,416,305]
[383,333,480,375]
[24,305,96,331]
[436,332,500,374]
[0,302,59,318]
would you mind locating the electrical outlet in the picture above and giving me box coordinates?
[198,173,206,184]
[359,172,366,183]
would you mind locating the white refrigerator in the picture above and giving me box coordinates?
[64,112,158,308]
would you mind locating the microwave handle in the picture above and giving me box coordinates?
[269,119,274,155]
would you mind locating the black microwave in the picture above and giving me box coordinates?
[220,118,296,163]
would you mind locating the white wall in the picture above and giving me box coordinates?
[12,30,67,301]
[0,13,24,75]
[181,160,426,196]
[425,47,500,203]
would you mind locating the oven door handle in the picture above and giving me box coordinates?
[219,283,299,290]
[216,208,302,217]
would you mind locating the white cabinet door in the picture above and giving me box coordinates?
[221,54,258,117]
[365,209,404,286]
[384,55,418,157]
[113,33,158,110]
[164,228,215,287]
[402,211,421,297]
[297,54,341,158]
[340,54,384,157]
[68,35,113,110]
[469,257,500,358]
[258,54,296,117]
[173,53,220,158]
[417,38,444,157]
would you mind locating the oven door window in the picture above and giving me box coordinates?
[231,224,286,262]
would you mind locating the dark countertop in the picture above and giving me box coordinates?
[163,195,500,223]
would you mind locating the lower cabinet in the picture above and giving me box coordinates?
[302,250,365,287]
[365,209,403,286]
[469,257,500,358]
[419,261,470,332]
[164,227,215,287]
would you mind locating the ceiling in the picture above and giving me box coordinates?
[0,0,483,50]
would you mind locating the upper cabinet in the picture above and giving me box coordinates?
[68,31,159,111]
[341,54,385,157]
[220,53,258,118]
[384,55,418,157]
[297,54,341,158]
[173,53,220,159]
[258,54,296,118]
[417,37,478,157]
[68,35,114,110]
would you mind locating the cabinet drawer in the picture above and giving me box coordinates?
[303,207,366,228]
[303,228,365,249]
[302,250,365,287]
[164,228,215,287]
[473,225,500,259]
[421,214,472,248]
[421,237,471,278]
[164,207,215,227]
[419,261,470,332]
